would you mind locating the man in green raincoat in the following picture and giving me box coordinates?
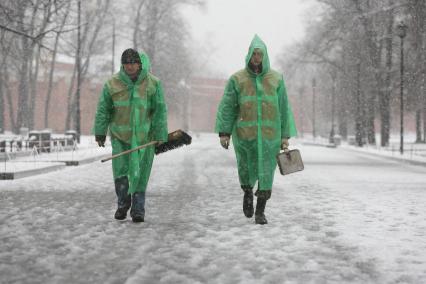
[215,35,297,225]
[94,48,168,222]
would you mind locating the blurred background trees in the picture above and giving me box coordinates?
[1,0,424,148]
[0,0,204,135]
[280,0,426,146]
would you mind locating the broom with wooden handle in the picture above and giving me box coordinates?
[101,129,192,163]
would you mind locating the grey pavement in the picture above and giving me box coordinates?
[1,135,426,283]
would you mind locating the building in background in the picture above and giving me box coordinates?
[2,63,227,135]
[186,77,226,132]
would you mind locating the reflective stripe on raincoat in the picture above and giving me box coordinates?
[93,52,168,194]
[215,35,297,191]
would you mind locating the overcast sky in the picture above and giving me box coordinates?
[183,0,315,77]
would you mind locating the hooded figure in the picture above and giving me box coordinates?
[93,48,168,222]
[215,35,297,224]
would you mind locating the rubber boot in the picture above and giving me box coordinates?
[255,190,271,225]
[114,176,131,220]
[130,192,145,223]
[242,185,254,218]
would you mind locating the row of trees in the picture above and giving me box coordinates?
[129,0,205,131]
[0,0,111,135]
[281,0,426,146]
[0,0,204,135]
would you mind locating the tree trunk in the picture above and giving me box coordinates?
[420,1,426,142]
[298,86,305,137]
[44,2,69,128]
[355,62,363,147]
[65,0,110,135]
[0,70,3,133]
[423,57,426,143]
[415,110,422,142]
[65,65,77,131]
[337,86,348,140]
[75,0,82,141]
[353,0,383,145]
[133,0,146,50]
[3,64,16,131]
[380,1,394,146]
[423,99,426,142]
[16,40,31,132]
[29,44,41,130]
[16,0,39,133]
[410,0,425,143]
[44,36,59,128]
[146,2,158,63]
[366,102,376,144]
[365,77,376,145]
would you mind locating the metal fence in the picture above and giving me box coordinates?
[0,130,78,154]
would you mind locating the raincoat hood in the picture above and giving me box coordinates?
[138,52,151,74]
[245,34,270,75]
[118,51,151,84]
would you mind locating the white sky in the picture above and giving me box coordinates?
[183,0,314,77]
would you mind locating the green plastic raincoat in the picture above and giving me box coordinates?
[215,35,297,191]
[93,52,168,194]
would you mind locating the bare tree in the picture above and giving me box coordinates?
[380,0,395,146]
[130,0,205,122]
[63,0,112,133]
[407,0,426,142]
[0,26,16,132]
[15,0,34,133]
[0,0,65,132]
[0,0,117,135]
[44,1,71,128]
[280,0,414,147]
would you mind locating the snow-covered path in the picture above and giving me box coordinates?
[1,133,426,284]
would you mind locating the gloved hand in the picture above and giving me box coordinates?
[281,138,289,151]
[220,136,230,149]
[95,135,106,147]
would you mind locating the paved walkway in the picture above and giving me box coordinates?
[1,134,425,283]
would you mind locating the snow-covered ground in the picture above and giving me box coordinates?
[1,133,426,283]
[1,136,111,173]
[305,133,426,163]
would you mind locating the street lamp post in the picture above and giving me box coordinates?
[397,21,407,155]
[312,78,316,140]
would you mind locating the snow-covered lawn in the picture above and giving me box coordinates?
[1,136,111,173]
[0,133,425,283]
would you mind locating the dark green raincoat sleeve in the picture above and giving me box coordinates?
[215,77,239,134]
[150,81,168,142]
[278,77,297,138]
[93,84,113,135]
